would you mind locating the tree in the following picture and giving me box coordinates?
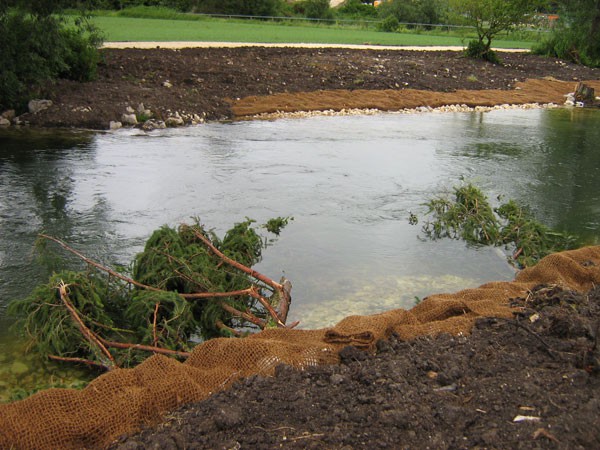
[534,0,600,67]
[295,0,333,20]
[0,0,103,112]
[193,0,285,16]
[449,0,543,62]
[378,0,444,29]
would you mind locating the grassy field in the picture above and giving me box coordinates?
[89,14,536,49]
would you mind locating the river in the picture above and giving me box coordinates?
[1,107,599,399]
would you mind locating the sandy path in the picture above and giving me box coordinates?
[102,41,528,52]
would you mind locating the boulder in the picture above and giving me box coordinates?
[109,121,122,130]
[165,113,184,127]
[0,117,10,127]
[121,113,138,125]
[28,99,53,114]
[1,109,15,120]
[142,119,166,131]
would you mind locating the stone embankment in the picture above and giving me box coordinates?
[247,102,561,121]
[108,103,207,131]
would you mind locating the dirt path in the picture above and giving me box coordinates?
[101,41,527,52]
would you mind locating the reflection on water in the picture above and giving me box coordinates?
[1,108,599,397]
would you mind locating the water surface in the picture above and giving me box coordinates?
[2,108,599,326]
[1,107,599,397]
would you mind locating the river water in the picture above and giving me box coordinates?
[1,107,599,398]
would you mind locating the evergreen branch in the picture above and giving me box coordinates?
[40,234,161,292]
[153,302,159,348]
[48,354,110,371]
[97,337,191,358]
[219,301,267,328]
[216,320,243,337]
[186,225,283,291]
[248,285,286,327]
[186,225,292,322]
[183,288,255,299]
[57,281,117,370]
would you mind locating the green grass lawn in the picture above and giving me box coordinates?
[90,15,535,49]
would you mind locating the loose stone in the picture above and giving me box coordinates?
[28,99,53,114]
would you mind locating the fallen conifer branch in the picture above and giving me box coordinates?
[185,224,292,323]
[58,281,117,370]
[11,219,293,371]
[40,234,160,292]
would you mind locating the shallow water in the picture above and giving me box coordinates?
[1,107,599,398]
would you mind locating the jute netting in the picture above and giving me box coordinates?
[1,246,599,449]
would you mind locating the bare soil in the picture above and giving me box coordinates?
[19,47,600,129]
[111,285,600,449]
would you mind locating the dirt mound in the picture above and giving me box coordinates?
[112,284,600,449]
[17,47,600,129]
[2,246,599,450]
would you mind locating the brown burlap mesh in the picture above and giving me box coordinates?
[1,246,599,449]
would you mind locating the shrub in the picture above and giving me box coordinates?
[192,0,286,16]
[293,0,333,20]
[378,0,443,29]
[378,14,399,32]
[0,3,103,112]
[336,0,378,19]
[533,3,600,68]
[465,39,500,64]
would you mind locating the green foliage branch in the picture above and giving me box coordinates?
[9,218,292,370]
[416,183,577,268]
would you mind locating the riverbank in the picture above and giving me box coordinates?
[2,46,599,130]
[111,284,600,449]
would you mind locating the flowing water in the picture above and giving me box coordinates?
[1,107,599,399]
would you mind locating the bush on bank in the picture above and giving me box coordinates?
[533,0,600,67]
[0,1,103,113]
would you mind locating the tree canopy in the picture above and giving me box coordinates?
[449,0,543,62]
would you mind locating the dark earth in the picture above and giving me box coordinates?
[111,285,600,449]
[17,47,600,129]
